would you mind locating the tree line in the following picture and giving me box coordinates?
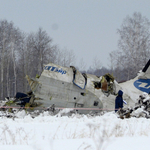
[109,12,150,81]
[0,12,150,99]
[87,12,150,82]
[0,20,76,99]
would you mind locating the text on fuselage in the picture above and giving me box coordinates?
[44,66,67,75]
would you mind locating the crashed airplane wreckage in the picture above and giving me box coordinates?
[1,59,150,115]
[24,64,123,114]
[1,63,127,114]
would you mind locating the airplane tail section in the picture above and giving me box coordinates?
[134,59,150,94]
[141,59,150,78]
[120,59,150,102]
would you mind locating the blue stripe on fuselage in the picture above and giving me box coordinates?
[134,79,150,94]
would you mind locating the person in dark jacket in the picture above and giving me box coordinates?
[115,90,123,112]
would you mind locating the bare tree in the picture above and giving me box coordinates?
[0,20,78,99]
[110,12,150,80]
[0,20,13,98]
[92,56,102,71]
[0,20,23,98]
[32,28,53,74]
[56,48,76,67]
[79,58,86,72]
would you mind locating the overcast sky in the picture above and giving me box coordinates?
[0,0,150,69]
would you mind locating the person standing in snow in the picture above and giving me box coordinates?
[115,90,123,112]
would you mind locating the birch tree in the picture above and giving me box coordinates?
[110,12,150,80]
[79,58,86,72]
[56,48,76,67]
[33,28,53,74]
[0,20,12,99]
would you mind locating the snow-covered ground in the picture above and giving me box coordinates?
[0,110,150,150]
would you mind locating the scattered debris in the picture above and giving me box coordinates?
[117,92,150,119]
[0,91,150,119]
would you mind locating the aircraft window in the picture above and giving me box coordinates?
[74,97,76,100]
[94,101,99,106]
[77,104,84,107]
[81,93,85,96]
[62,82,64,84]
